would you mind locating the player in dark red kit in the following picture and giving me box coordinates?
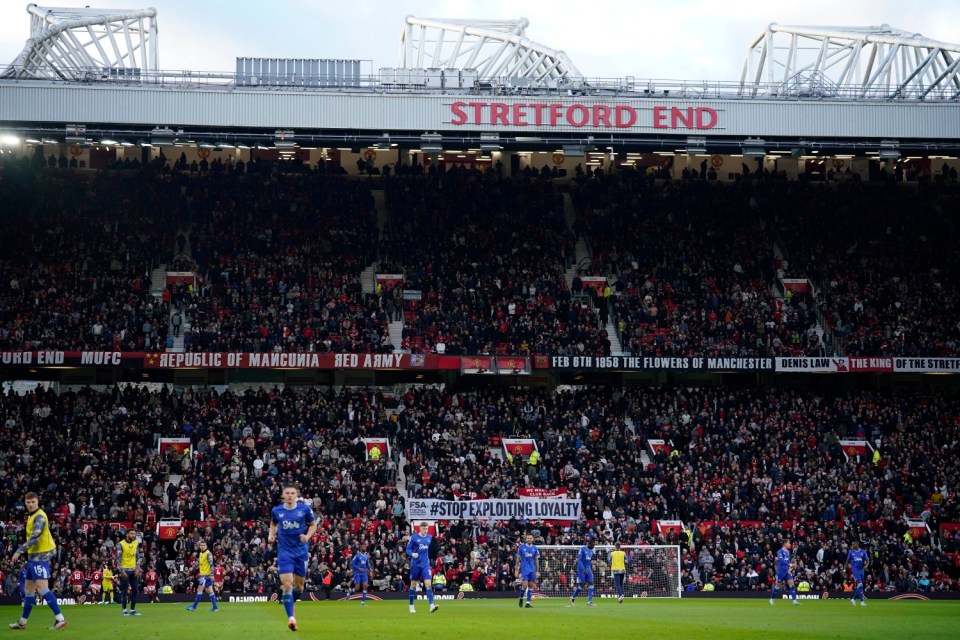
[213,564,225,595]
[69,567,84,597]
[144,565,160,603]
[89,567,103,603]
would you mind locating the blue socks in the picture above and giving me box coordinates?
[408,590,415,606]
[789,586,797,602]
[426,587,434,606]
[21,595,35,620]
[292,589,301,602]
[193,590,218,608]
[572,586,582,600]
[361,590,367,604]
[281,591,294,618]
[771,586,779,599]
[588,586,594,604]
[525,588,532,603]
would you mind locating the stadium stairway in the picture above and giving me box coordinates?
[167,307,188,352]
[623,415,652,467]
[389,320,404,354]
[371,189,388,239]
[396,451,408,496]
[360,263,377,294]
[150,264,168,298]
[565,237,592,291]
[606,319,624,356]
[562,192,577,230]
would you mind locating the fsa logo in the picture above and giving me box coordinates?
[410,501,426,509]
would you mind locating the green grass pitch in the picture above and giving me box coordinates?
[2,598,958,639]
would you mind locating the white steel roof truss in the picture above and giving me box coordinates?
[741,23,960,100]
[2,5,157,80]
[399,17,582,88]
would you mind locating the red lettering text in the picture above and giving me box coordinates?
[653,106,668,128]
[697,107,718,129]
[592,105,611,128]
[529,103,547,126]
[549,104,564,126]
[671,107,694,129]
[511,103,528,126]
[450,101,468,125]
[615,106,636,128]
[468,102,487,124]
[567,104,589,127]
[490,103,509,125]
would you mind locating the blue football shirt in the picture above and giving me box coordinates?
[271,502,316,555]
[406,533,432,567]
[518,543,539,574]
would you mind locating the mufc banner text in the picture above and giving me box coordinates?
[407,498,582,521]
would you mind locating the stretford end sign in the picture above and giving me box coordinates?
[449,102,719,129]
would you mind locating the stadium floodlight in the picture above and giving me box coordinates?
[41,138,57,145]
[480,132,501,151]
[119,141,134,147]
[25,138,41,145]
[151,127,175,147]
[742,137,765,158]
[686,136,707,154]
[99,139,118,146]
[878,140,900,159]
[65,124,87,144]
[274,140,298,150]
[0,134,21,145]
[420,132,443,153]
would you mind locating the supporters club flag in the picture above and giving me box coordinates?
[461,356,494,374]
[158,437,191,456]
[647,439,673,456]
[839,439,871,461]
[518,488,568,499]
[157,519,182,540]
[502,438,538,458]
[656,520,684,535]
[362,437,390,461]
[906,519,929,540]
[495,356,531,375]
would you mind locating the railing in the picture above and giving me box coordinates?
[3,65,959,101]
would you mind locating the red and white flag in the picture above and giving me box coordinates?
[362,438,390,460]
[502,438,538,457]
[158,438,191,456]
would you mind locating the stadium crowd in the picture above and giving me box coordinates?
[0,167,175,353]
[381,169,605,357]
[3,158,960,359]
[772,180,960,358]
[0,383,956,598]
[1,156,959,601]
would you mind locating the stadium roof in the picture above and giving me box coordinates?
[399,16,582,89]
[740,23,960,100]
[0,3,158,81]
